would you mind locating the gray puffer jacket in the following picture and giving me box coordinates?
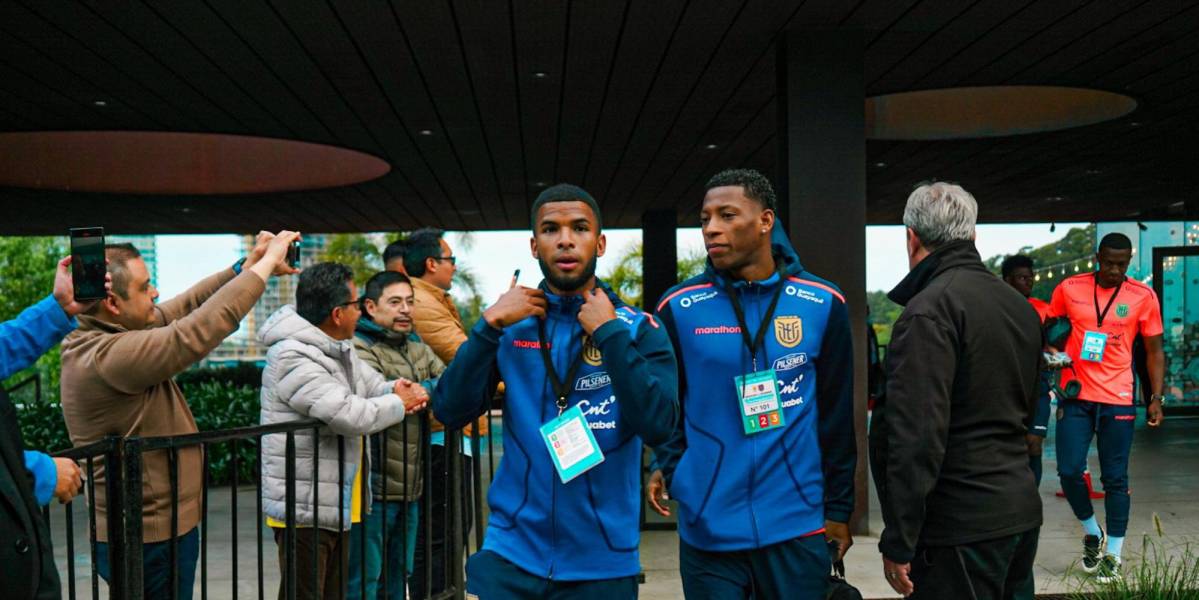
[258,305,407,531]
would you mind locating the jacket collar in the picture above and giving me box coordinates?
[257,305,354,357]
[75,314,129,334]
[887,240,985,306]
[536,277,626,316]
[354,317,409,348]
[411,276,450,300]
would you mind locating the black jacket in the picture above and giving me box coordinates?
[870,241,1042,562]
[0,387,61,600]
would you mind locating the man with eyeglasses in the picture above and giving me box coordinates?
[403,228,488,598]
[258,262,430,599]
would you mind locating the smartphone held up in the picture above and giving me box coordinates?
[69,227,107,302]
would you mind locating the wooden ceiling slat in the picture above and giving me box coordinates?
[602,0,749,223]
[609,0,807,225]
[454,0,537,229]
[581,0,689,200]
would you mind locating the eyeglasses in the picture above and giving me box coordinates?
[432,255,457,266]
[335,297,363,310]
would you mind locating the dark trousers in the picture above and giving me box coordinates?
[97,526,199,600]
[273,527,350,600]
[678,533,830,600]
[465,549,638,600]
[1056,399,1136,537]
[909,528,1039,600]
[410,445,474,599]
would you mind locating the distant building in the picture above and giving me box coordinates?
[204,234,331,366]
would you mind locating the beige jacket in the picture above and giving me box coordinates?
[60,268,265,543]
[410,277,489,436]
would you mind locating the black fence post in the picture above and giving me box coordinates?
[446,431,465,600]
[114,436,145,600]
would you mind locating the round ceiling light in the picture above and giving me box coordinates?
[865,86,1137,140]
[0,131,390,194]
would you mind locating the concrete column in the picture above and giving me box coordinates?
[777,29,870,535]
[641,209,679,311]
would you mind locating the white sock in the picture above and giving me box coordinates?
[1082,515,1103,537]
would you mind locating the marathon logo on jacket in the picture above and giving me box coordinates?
[575,371,612,391]
[512,339,548,349]
[694,324,741,335]
[679,290,718,308]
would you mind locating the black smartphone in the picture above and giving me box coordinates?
[286,240,301,269]
[69,227,107,301]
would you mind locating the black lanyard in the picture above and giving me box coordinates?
[1093,275,1124,329]
[537,320,586,415]
[723,269,786,372]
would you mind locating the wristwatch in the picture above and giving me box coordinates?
[232,257,247,275]
[1149,393,1166,404]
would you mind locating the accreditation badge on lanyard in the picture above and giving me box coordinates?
[536,321,604,483]
[725,272,787,435]
[1082,277,1124,363]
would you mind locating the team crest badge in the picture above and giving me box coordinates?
[582,335,603,366]
[1116,303,1129,318]
[774,316,803,348]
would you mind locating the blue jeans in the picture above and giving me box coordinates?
[96,526,200,600]
[1056,399,1136,537]
[348,501,419,600]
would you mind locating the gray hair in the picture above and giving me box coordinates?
[902,181,978,249]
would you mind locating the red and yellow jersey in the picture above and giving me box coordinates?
[1048,273,1163,405]
[1028,296,1052,324]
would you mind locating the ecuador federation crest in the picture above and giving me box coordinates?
[582,335,604,366]
[774,315,803,348]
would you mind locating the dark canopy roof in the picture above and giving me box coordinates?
[0,0,1196,234]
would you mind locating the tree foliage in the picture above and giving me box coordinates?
[321,233,384,286]
[602,241,707,308]
[0,236,67,404]
[869,224,1096,345]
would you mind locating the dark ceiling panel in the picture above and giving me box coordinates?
[453,0,534,229]
[510,0,569,221]
[582,0,689,202]
[1,0,1197,233]
[608,0,804,224]
[602,0,748,222]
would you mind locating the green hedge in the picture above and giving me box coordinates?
[17,367,263,487]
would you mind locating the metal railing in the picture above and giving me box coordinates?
[48,413,493,600]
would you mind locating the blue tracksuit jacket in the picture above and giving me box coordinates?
[653,234,856,552]
[1,295,78,505]
[433,280,678,581]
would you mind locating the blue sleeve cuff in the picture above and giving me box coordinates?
[23,451,57,506]
[38,295,77,335]
[472,318,503,344]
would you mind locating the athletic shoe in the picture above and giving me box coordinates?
[1096,555,1122,584]
[1082,532,1105,573]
